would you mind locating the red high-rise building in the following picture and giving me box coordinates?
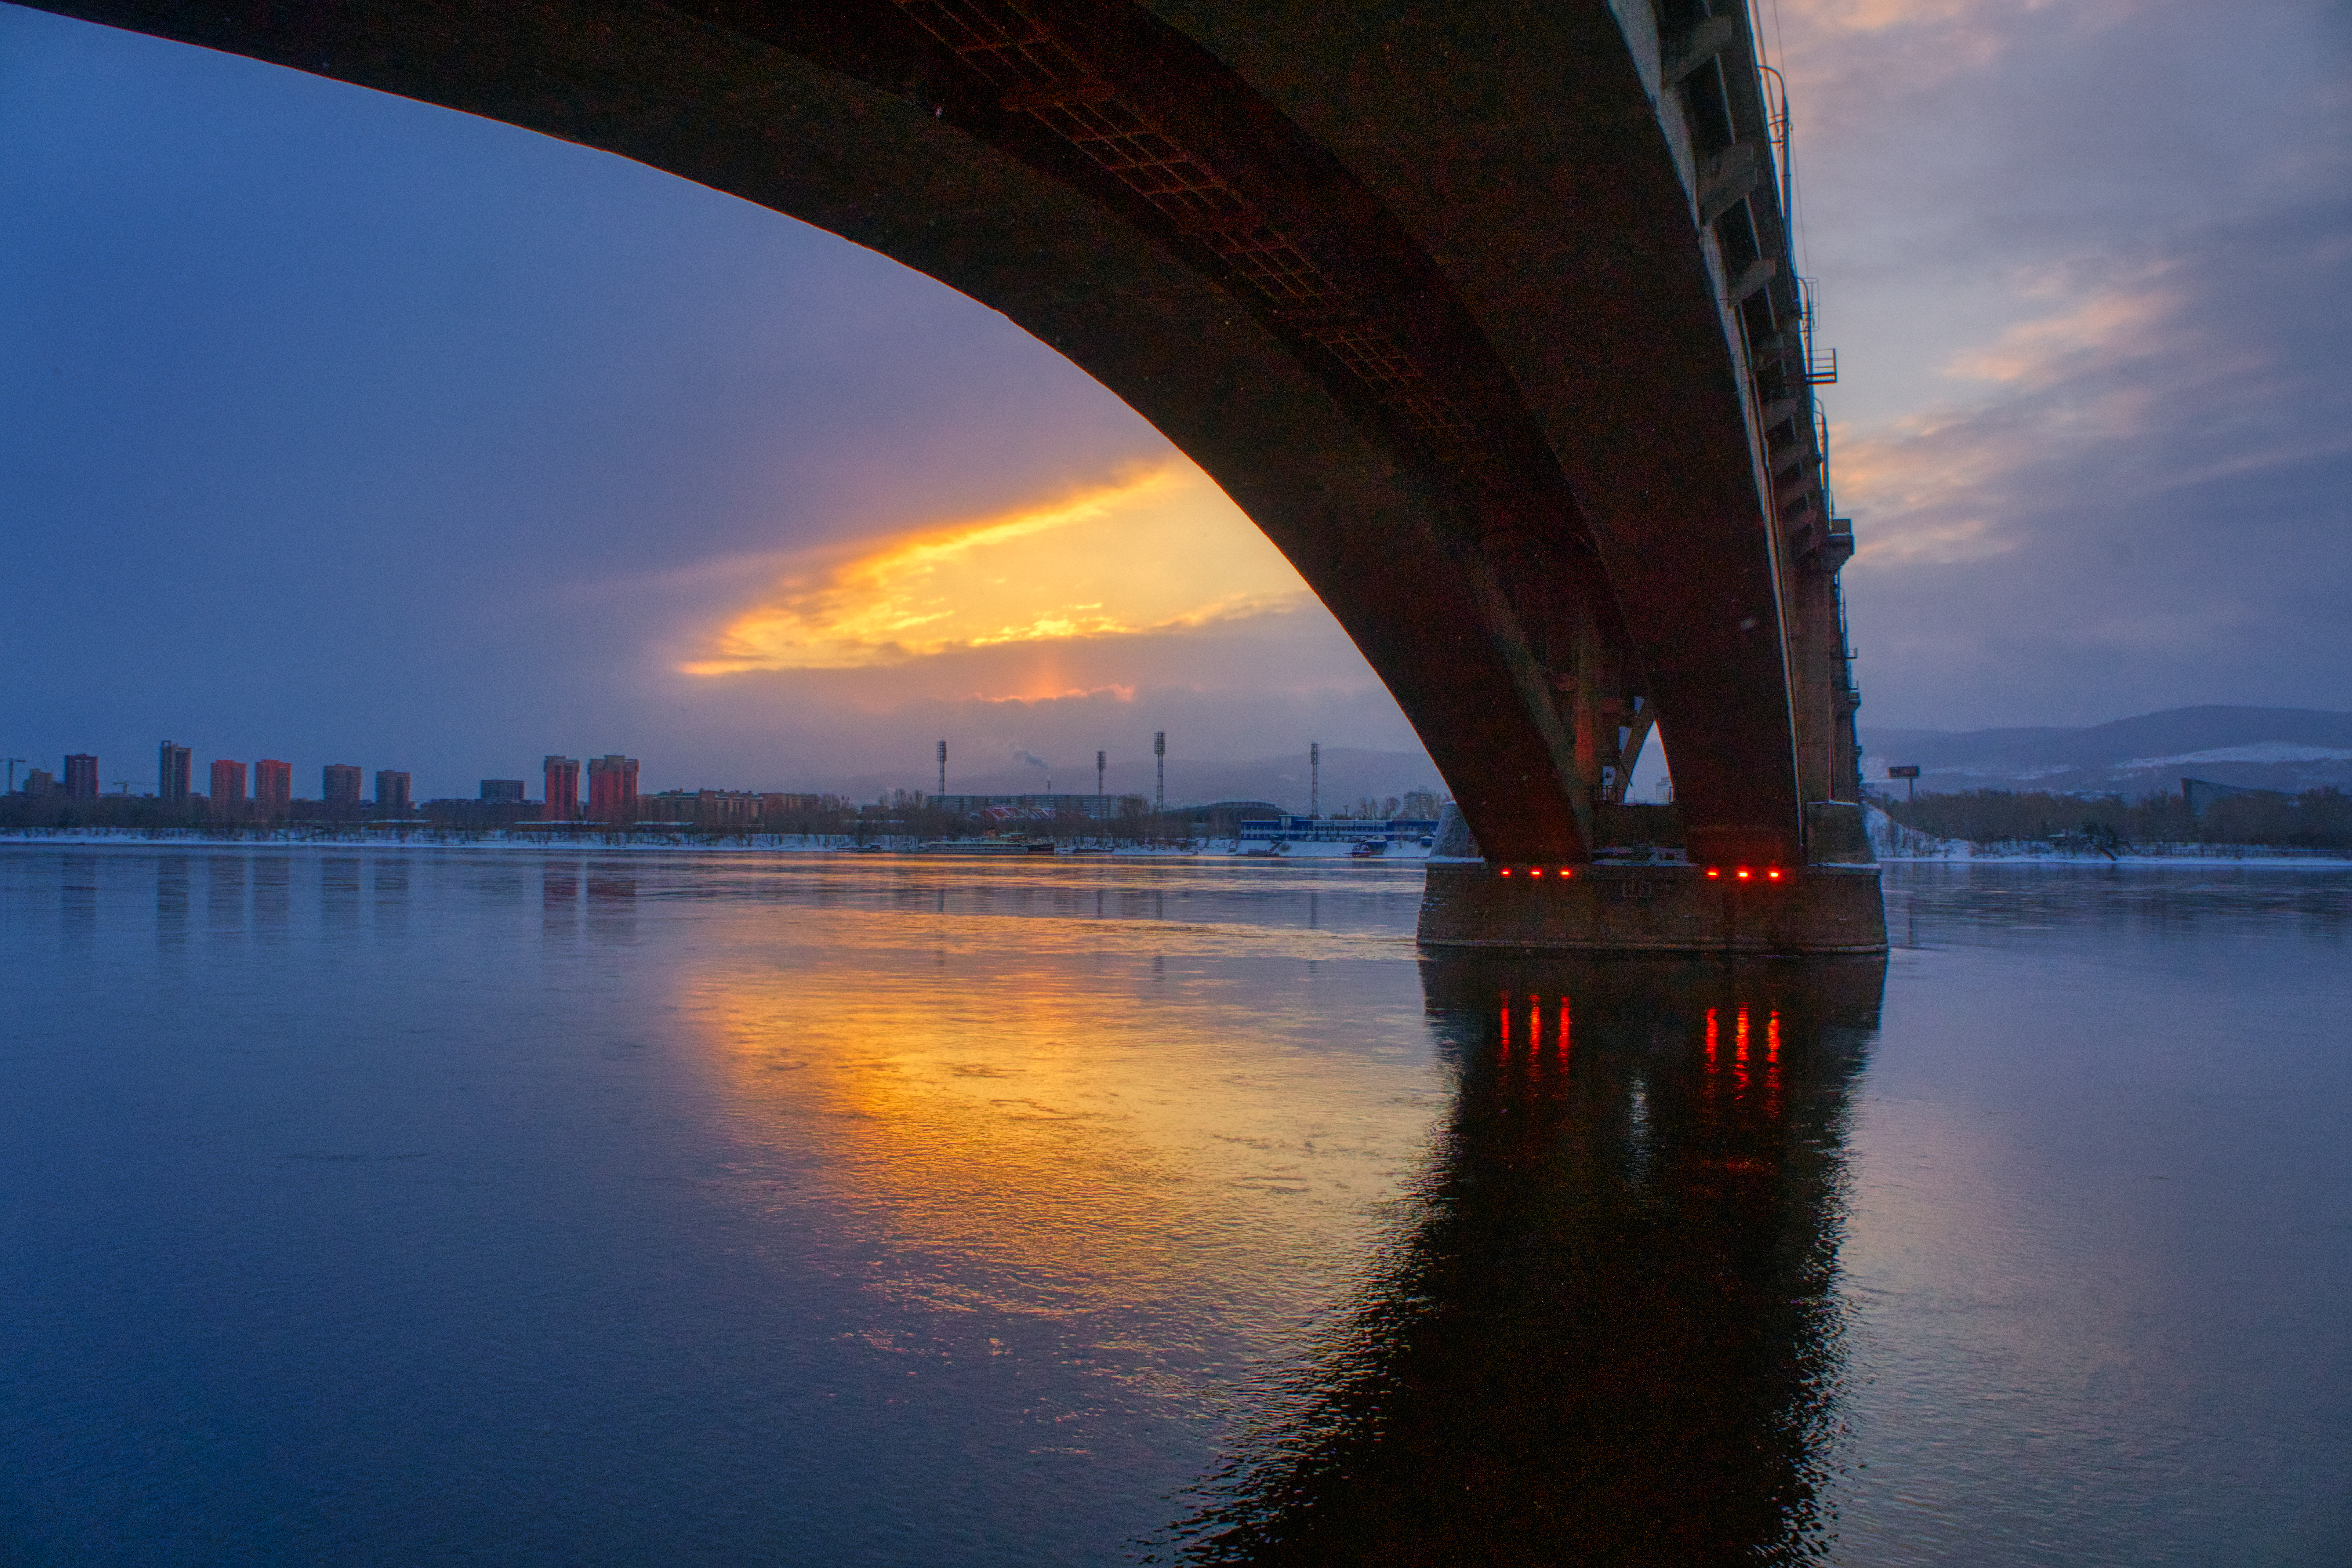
[322,764,363,808]
[543,755,581,820]
[210,759,247,814]
[587,755,639,823]
[158,742,192,806]
[254,759,292,814]
[375,770,412,816]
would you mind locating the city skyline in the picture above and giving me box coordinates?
[17,746,590,806]
[3,728,1459,831]
[4,728,1465,811]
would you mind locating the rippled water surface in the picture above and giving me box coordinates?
[1,850,2345,1564]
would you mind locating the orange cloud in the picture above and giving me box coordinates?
[1833,277,2186,569]
[680,463,1310,676]
[1783,0,1985,34]
[1945,282,2176,388]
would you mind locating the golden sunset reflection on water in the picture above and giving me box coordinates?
[665,866,1448,1355]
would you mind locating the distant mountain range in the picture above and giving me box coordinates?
[1861,706,2352,797]
[838,745,1445,815]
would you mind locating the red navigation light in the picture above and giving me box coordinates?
[1560,868,1573,879]
[1767,867,1783,881]
[1736,867,1752,880]
[1530,868,1543,877]
[1499,868,1511,877]
[1706,867,1720,879]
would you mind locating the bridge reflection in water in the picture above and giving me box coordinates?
[1169,955,1887,1567]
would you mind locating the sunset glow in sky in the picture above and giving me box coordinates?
[1,0,2344,797]
[678,464,1307,678]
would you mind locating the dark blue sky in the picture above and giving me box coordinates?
[2,2,2346,797]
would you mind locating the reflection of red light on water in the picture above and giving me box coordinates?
[1705,1007,1719,1065]
[1499,992,1512,1053]
[1736,1007,1750,1062]
[1768,1011,1781,1062]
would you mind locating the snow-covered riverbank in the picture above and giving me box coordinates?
[0,827,1339,858]
[0,827,866,854]
[7,820,2339,867]
[1865,806,2351,865]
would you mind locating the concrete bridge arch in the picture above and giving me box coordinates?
[25,0,1866,873]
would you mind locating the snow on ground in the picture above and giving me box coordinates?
[0,828,1403,859]
[1862,806,2348,865]
[5,822,2338,867]
[2117,744,2352,770]
[0,828,865,854]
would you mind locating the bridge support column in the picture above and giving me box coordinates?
[1416,862,1886,955]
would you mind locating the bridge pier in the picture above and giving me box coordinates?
[1416,862,1886,955]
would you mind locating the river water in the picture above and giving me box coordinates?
[0,848,2344,1565]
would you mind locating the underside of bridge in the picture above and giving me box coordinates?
[27,0,1877,936]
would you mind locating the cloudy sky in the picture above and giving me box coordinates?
[2,0,2345,797]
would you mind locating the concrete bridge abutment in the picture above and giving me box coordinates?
[1416,861,1887,955]
[1416,801,1886,955]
